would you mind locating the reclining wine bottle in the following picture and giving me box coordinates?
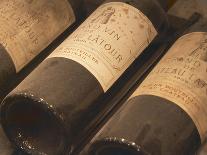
[0,0,83,90]
[0,0,168,154]
[86,21,207,155]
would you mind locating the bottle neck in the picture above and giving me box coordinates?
[68,0,86,20]
[184,17,207,34]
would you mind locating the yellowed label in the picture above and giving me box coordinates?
[48,2,157,91]
[132,32,207,141]
[0,0,75,72]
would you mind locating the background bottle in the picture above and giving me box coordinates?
[0,0,84,94]
[86,17,207,155]
[0,0,168,155]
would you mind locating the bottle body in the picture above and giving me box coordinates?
[0,0,168,154]
[87,95,200,155]
[86,30,207,155]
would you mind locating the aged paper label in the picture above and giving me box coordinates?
[132,32,207,141]
[0,0,75,72]
[48,2,157,91]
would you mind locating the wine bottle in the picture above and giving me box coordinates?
[0,0,83,91]
[0,0,168,154]
[86,20,207,155]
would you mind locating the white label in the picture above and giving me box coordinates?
[48,2,157,91]
[131,32,207,141]
[0,0,75,72]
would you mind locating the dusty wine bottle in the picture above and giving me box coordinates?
[0,0,84,90]
[0,0,168,154]
[86,21,207,155]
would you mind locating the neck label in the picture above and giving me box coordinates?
[48,2,157,92]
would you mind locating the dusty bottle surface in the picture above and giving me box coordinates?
[0,0,168,154]
[86,19,207,155]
